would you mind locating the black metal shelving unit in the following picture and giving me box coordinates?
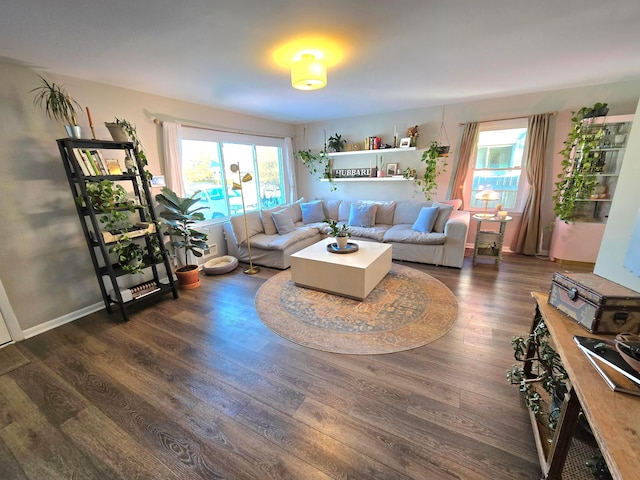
[57,138,178,321]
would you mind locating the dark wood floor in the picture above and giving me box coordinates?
[0,251,592,480]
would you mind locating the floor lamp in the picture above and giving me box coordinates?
[230,163,259,275]
[475,186,501,218]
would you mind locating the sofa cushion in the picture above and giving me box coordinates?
[435,199,462,212]
[322,199,341,220]
[230,211,264,245]
[383,224,446,245]
[432,202,454,233]
[412,206,439,233]
[301,200,325,224]
[348,203,378,228]
[260,206,282,235]
[272,210,296,234]
[393,201,431,225]
[250,227,320,251]
[358,200,397,225]
[338,200,353,222]
[283,198,304,223]
[348,225,391,242]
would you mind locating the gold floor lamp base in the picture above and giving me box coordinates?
[244,266,260,275]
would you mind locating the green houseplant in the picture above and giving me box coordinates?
[297,149,337,191]
[553,103,607,222]
[30,75,82,138]
[105,118,152,181]
[323,218,351,249]
[327,133,346,152]
[416,140,449,200]
[155,187,209,289]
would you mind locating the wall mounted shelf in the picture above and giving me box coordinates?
[328,147,416,157]
[321,177,413,182]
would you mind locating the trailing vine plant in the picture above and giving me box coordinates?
[416,140,448,200]
[506,319,569,430]
[297,149,337,191]
[552,103,607,222]
[113,117,153,182]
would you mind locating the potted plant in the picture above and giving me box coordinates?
[416,140,449,200]
[105,118,151,180]
[327,133,346,152]
[323,218,351,249]
[553,103,606,222]
[30,75,82,138]
[577,102,609,120]
[155,187,209,289]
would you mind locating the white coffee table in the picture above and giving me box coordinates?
[290,238,392,300]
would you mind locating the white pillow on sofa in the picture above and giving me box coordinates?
[271,210,296,234]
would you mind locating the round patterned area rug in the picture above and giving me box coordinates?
[255,263,458,354]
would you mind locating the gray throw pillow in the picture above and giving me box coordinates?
[271,210,296,234]
[431,202,454,233]
[348,203,378,228]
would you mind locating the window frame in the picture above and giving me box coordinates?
[180,127,287,223]
[464,118,529,214]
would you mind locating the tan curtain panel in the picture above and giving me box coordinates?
[449,122,479,209]
[515,113,551,255]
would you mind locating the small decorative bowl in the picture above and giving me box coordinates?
[615,333,640,373]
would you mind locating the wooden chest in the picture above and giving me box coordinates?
[548,272,640,334]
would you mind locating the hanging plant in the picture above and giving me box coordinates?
[297,149,337,191]
[416,141,448,200]
[111,117,153,182]
[553,103,606,222]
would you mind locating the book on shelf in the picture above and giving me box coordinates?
[83,149,101,175]
[88,149,108,175]
[72,148,92,176]
[109,281,161,303]
[574,335,640,388]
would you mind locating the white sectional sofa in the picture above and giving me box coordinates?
[223,198,470,269]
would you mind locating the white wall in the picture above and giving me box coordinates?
[0,61,294,332]
[294,81,640,251]
[595,98,640,292]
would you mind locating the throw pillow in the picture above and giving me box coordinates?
[260,206,281,235]
[300,200,325,224]
[348,203,378,228]
[432,202,454,233]
[357,200,397,225]
[412,206,439,233]
[271,210,296,234]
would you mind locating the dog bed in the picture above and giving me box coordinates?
[203,256,238,275]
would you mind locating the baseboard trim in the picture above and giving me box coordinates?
[22,302,104,340]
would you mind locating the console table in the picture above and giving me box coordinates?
[527,292,640,479]
[472,214,512,266]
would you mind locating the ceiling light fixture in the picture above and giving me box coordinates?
[291,53,327,91]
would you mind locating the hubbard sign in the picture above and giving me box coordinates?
[331,168,374,178]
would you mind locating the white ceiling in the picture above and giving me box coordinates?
[2,0,640,124]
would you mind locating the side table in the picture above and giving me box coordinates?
[472,214,512,266]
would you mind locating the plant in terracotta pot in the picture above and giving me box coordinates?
[416,140,449,200]
[30,75,82,138]
[323,218,351,249]
[155,187,208,289]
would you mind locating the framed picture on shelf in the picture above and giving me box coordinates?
[399,137,411,148]
[386,163,398,176]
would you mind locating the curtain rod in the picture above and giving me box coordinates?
[152,118,286,140]
[458,111,557,127]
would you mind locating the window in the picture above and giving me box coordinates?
[180,128,286,220]
[466,119,528,212]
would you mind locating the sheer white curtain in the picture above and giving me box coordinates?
[283,137,298,202]
[162,122,184,196]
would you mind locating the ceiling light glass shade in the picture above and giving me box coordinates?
[291,53,327,90]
